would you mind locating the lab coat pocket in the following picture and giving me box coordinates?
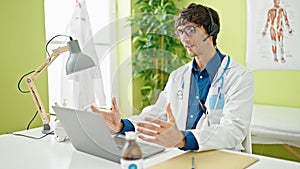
[208,85,225,111]
[207,88,224,125]
[209,93,225,110]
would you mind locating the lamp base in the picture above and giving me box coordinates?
[54,120,68,142]
[41,124,51,134]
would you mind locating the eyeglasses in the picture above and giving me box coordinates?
[175,25,200,40]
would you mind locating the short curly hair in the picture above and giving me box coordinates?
[175,3,220,46]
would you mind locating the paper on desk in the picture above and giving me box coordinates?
[147,150,259,169]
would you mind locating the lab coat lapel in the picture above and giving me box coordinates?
[177,64,192,130]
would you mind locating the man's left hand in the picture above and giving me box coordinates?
[136,103,185,148]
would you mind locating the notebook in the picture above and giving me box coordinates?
[52,106,165,163]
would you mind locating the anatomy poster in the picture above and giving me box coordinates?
[246,0,299,70]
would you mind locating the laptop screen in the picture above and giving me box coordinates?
[52,106,165,163]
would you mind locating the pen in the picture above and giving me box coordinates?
[191,156,195,169]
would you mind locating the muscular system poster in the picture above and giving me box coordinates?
[246,0,299,70]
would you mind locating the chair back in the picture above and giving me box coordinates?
[242,129,252,153]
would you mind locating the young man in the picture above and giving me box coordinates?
[91,3,254,152]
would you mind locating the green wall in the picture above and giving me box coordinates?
[253,144,300,162]
[0,0,47,134]
[174,0,300,108]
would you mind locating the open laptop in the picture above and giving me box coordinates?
[52,106,165,163]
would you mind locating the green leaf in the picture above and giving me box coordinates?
[130,0,190,109]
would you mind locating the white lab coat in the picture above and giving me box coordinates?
[129,55,254,151]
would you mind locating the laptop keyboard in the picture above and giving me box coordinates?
[113,135,164,158]
[114,135,126,149]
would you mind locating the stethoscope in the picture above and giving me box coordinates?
[176,81,184,99]
[212,56,231,92]
[176,56,231,125]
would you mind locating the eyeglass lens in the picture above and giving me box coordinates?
[176,26,197,39]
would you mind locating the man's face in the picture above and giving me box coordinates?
[176,23,209,57]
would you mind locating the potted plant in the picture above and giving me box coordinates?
[130,0,190,111]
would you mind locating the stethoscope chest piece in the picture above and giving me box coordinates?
[177,89,183,99]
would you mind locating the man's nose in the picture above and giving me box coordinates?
[181,33,190,43]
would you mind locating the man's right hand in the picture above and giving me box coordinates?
[90,97,123,133]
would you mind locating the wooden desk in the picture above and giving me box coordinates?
[0,128,299,169]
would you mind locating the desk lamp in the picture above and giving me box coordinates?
[26,38,95,134]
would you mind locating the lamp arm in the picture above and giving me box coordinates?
[26,46,69,133]
[30,46,69,81]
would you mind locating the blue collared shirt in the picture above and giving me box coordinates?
[181,50,224,151]
[186,51,222,129]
